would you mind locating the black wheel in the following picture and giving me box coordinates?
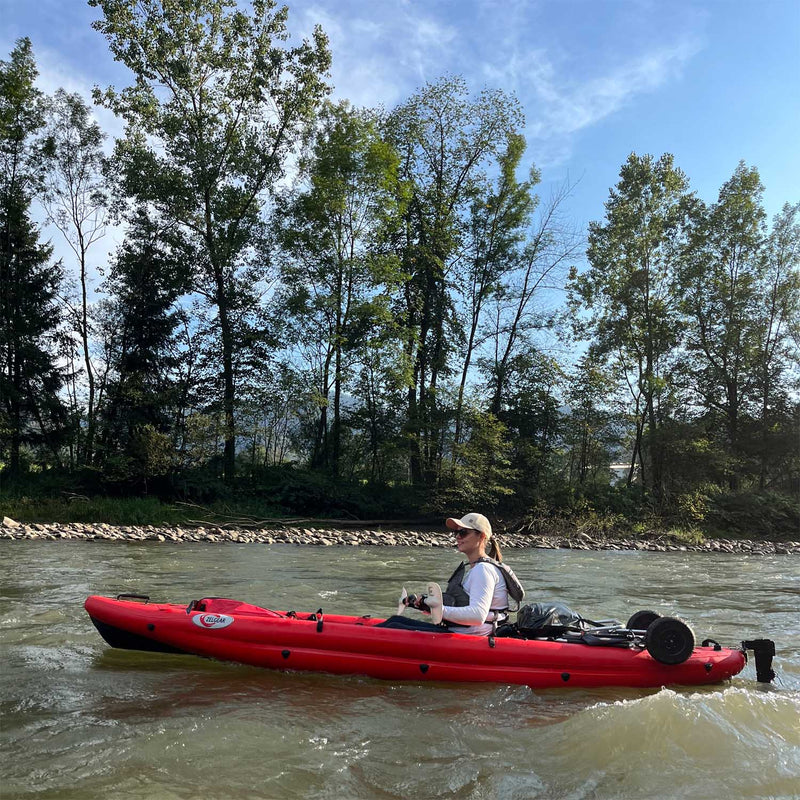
[626,610,661,630]
[645,616,695,665]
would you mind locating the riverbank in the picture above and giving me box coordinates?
[1,518,797,555]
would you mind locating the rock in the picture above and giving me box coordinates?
[4,518,795,556]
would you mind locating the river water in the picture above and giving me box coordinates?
[1,540,798,800]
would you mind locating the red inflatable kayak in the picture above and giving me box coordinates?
[84,594,768,689]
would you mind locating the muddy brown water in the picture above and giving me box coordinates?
[1,540,798,799]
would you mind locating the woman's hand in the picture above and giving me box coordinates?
[404,593,431,613]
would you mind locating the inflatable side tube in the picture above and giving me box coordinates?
[89,617,189,655]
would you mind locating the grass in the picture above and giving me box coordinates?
[0,494,292,527]
[0,496,192,526]
[1,486,795,541]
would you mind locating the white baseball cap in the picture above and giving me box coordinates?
[445,512,492,539]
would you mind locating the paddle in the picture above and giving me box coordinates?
[397,582,444,625]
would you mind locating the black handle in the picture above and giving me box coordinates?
[116,593,150,603]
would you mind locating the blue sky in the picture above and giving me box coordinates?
[2,0,798,241]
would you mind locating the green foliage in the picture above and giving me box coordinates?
[1,40,70,475]
[103,424,174,488]
[436,408,516,511]
[90,0,331,482]
[276,100,405,476]
[243,465,422,518]
[0,494,190,526]
[95,211,190,476]
[2,29,798,540]
[388,75,525,485]
[560,355,619,490]
[574,152,693,501]
[674,483,721,524]
[703,490,800,540]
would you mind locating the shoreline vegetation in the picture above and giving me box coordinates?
[3,26,798,552]
[2,517,797,556]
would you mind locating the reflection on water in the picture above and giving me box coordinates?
[1,540,798,800]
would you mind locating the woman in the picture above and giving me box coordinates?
[405,512,525,635]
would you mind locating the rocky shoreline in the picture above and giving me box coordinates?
[1,517,797,555]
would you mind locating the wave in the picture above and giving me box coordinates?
[529,687,800,799]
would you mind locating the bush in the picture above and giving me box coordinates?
[0,495,189,526]
[243,465,423,518]
[705,490,799,540]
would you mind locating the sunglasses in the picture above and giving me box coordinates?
[455,529,478,538]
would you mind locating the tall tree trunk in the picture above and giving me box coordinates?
[451,301,480,478]
[727,380,740,491]
[645,390,663,502]
[311,346,334,470]
[331,256,345,479]
[332,341,342,478]
[9,355,21,476]
[628,413,645,487]
[214,267,236,484]
[79,248,96,465]
[759,372,769,490]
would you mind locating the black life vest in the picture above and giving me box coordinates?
[442,557,526,618]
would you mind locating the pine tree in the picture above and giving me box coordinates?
[1,40,69,474]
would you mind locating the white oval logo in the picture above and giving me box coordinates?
[192,613,234,629]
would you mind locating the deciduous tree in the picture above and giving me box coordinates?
[276,100,403,477]
[387,76,523,486]
[679,162,766,488]
[42,89,107,464]
[91,0,331,482]
[574,152,692,501]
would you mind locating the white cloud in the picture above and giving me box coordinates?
[557,38,701,133]
[291,2,702,168]
[294,2,459,107]
[483,36,701,165]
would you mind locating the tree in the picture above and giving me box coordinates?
[0,39,45,199]
[496,349,562,500]
[387,75,523,486]
[451,133,535,474]
[438,405,516,510]
[0,198,70,475]
[753,202,800,489]
[563,354,618,488]
[348,333,409,483]
[276,100,403,477]
[91,0,331,483]
[574,153,692,502]
[42,89,107,465]
[679,162,766,489]
[485,175,582,417]
[95,211,190,483]
[0,40,69,475]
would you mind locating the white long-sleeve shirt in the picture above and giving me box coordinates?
[442,561,509,636]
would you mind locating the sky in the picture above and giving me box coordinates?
[2,0,799,261]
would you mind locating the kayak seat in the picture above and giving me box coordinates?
[197,598,283,617]
[375,615,448,633]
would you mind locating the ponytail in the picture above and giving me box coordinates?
[487,537,503,562]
